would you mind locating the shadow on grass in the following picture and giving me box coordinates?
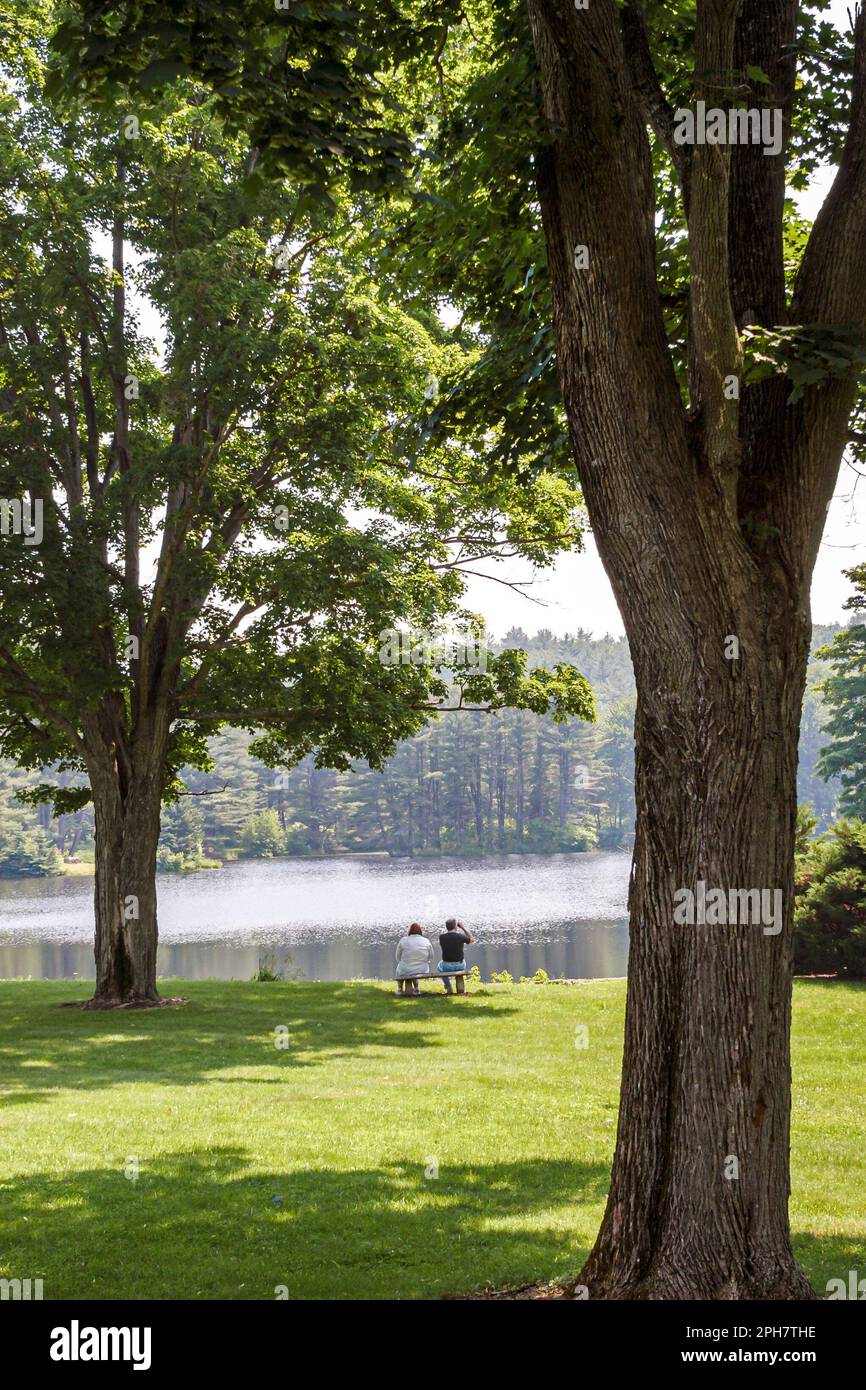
[0,1147,608,1300]
[1,1146,859,1299]
[0,980,517,1103]
[791,1233,866,1299]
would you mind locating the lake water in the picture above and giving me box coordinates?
[0,851,631,982]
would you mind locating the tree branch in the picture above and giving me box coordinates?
[429,565,548,603]
[176,783,229,797]
[621,0,691,211]
[728,0,798,330]
[0,649,85,754]
[176,599,270,702]
[687,0,743,506]
[177,709,310,724]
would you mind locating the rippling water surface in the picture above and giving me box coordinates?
[0,851,631,981]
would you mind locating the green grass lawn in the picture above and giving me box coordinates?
[0,977,863,1300]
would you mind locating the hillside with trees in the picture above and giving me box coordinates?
[0,623,843,872]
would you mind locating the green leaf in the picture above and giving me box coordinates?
[137,59,191,91]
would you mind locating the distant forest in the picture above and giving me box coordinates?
[0,627,843,875]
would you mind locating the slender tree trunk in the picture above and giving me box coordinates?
[430,747,441,850]
[68,812,86,857]
[558,740,570,829]
[471,750,484,846]
[529,731,544,822]
[453,728,466,851]
[515,721,525,850]
[375,796,389,850]
[382,774,406,853]
[417,745,428,850]
[496,733,507,839]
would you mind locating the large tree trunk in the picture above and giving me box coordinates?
[89,779,162,1007]
[524,0,865,1298]
[581,585,814,1298]
[83,713,170,1008]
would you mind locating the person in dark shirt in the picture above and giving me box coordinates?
[437,918,475,994]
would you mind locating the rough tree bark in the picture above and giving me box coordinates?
[83,708,172,1008]
[526,0,866,1297]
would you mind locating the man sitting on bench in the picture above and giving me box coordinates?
[437,918,475,994]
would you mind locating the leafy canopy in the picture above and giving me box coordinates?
[0,2,593,815]
[49,1,866,482]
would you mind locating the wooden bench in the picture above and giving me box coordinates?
[395,970,468,993]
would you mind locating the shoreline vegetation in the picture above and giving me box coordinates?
[10,842,632,881]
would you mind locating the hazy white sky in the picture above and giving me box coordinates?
[466,0,864,639]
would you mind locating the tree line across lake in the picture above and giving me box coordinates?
[0,621,851,876]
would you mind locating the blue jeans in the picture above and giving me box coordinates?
[437,960,466,992]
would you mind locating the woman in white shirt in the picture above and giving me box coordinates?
[395,923,434,996]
